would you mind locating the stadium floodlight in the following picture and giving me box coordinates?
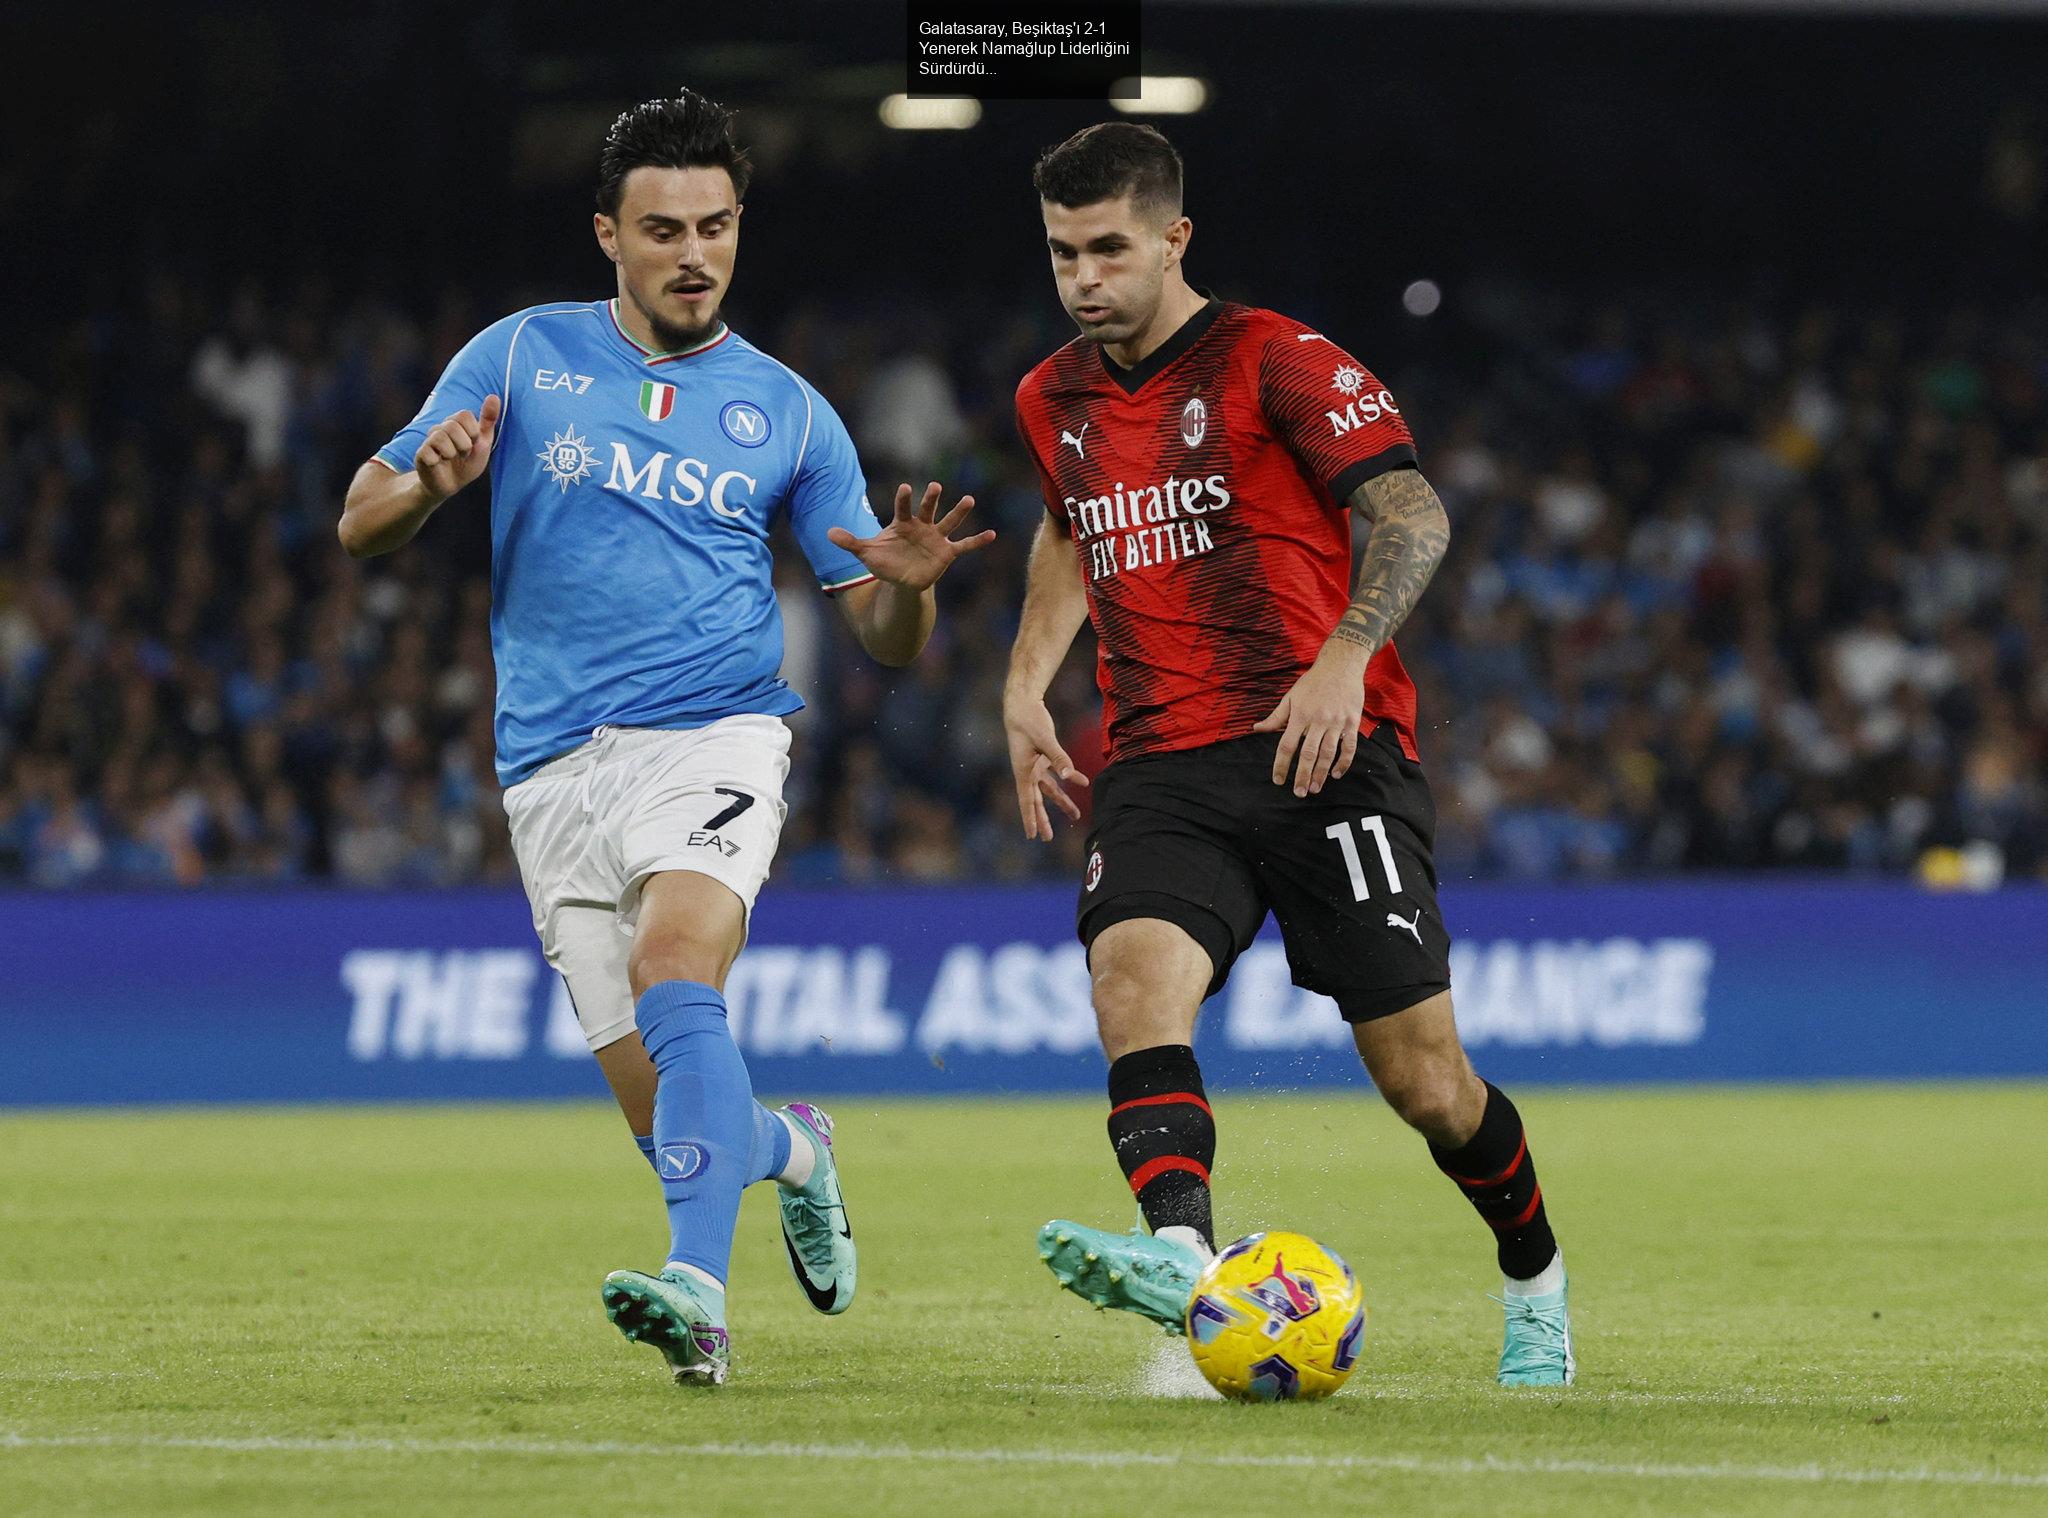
[1107,76,1210,115]
[1402,279,1443,317]
[877,95,982,130]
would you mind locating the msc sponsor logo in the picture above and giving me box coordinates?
[536,427,599,491]
[605,443,758,517]
[1325,390,1400,438]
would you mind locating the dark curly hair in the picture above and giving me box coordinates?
[596,88,753,217]
[1031,122,1183,217]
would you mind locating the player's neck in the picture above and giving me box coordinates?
[614,292,724,358]
[1103,281,1210,371]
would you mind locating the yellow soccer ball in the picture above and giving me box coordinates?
[1184,1231,1368,1401]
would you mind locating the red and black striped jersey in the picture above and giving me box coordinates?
[1015,296,1422,764]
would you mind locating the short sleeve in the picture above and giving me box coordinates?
[1257,324,1417,504]
[1013,378,1070,536]
[785,381,885,594]
[373,316,519,473]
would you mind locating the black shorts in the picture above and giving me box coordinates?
[1076,724,1451,1022]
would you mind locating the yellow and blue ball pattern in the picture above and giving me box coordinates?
[1183,1230,1367,1401]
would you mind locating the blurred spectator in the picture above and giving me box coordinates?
[1,274,2044,889]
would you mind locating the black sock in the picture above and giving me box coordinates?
[1106,1044,1216,1250]
[1428,1080,1558,1280]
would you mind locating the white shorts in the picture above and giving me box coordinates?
[502,715,791,1052]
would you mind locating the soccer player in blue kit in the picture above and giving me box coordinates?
[338,90,991,1386]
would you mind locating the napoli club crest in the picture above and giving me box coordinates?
[720,400,771,447]
[1180,394,1208,448]
[1085,849,1104,891]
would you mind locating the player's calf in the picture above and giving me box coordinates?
[1425,1078,1559,1285]
[1352,997,1572,1384]
[1429,1081,1573,1386]
[1106,1043,1217,1256]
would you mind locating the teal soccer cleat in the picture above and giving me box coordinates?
[777,1103,856,1315]
[1496,1270,1576,1386]
[601,1268,731,1387]
[1038,1219,1202,1332]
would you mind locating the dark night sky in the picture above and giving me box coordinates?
[3,1,2042,348]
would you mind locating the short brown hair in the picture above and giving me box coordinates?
[1032,122,1183,216]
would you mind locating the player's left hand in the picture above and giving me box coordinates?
[1254,640,1369,797]
[826,482,995,591]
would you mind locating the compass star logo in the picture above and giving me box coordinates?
[1331,363,1366,397]
[536,427,597,491]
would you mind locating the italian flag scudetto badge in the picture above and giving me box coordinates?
[638,381,676,421]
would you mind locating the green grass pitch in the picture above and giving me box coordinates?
[2,1084,2044,1516]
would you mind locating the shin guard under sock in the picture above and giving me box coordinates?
[1106,1044,1216,1251]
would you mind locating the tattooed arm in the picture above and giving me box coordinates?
[1253,466,1452,795]
[1329,466,1453,657]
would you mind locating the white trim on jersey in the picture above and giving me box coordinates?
[500,305,601,435]
[733,336,818,485]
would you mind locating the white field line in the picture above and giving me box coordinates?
[2,1431,2045,1489]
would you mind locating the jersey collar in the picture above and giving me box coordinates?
[1098,289,1223,395]
[605,299,733,366]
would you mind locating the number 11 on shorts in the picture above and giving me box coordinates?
[1325,815,1402,901]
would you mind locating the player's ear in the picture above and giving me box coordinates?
[1163,215,1193,267]
[594,212,619,263]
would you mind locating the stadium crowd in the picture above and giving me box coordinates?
[2,275,2045,889]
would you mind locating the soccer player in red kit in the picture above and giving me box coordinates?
[1004,123,1573,1386]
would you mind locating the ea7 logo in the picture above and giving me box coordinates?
[1325,390,1401,437]
[534,369,596,393]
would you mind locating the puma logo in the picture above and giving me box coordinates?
[1386,909,1422,943]
[1059,422,1089,457]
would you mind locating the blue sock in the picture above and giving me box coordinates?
[633,980,793,1284]
[634,1133,658,1174]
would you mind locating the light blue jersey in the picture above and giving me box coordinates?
[377,299,883,785]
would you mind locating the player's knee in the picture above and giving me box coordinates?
[1375,1061,1474,1145]
[1090,962,1199,1058]
[627,929,732,1000]
[1090,957,1149,1023]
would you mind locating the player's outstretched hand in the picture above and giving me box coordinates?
[826,482,995,592]
[1004,696,1089,841]
[415,394,501,504]
[1254,641,1369,797]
